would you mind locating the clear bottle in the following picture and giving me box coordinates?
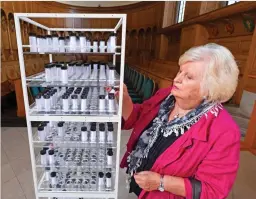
[29,33,37,52]
[107,148,113,166]
[52,34,59,52]
[59,37,65,52]
[99,123,105,143]
[38,125,45,141]
[79,33,86,52]
[61,65,68,84]
[40,149,47,166]
[69,33,76,52]
[46,35,52,52]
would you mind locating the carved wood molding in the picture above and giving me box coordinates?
[160,2,256,35]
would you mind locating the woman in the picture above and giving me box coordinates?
[115,43,240,199]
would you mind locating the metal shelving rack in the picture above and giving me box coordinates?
[14,13,126,199]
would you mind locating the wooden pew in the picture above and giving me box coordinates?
[129,59,179,89]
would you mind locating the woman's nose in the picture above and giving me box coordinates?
[174,73,182,83]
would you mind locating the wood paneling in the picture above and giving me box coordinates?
[180,24,209,55]
[184,1,201,21]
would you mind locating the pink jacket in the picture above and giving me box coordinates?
[121,87,240,199]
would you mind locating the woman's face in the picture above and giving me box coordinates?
[172,61,206,105]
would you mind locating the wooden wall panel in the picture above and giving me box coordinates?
[184,1,201,20]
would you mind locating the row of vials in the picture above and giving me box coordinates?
[35,87,117,112]
[43,61,116,83]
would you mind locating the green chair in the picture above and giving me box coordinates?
[131,78,155,103]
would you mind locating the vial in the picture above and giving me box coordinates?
[56,64,62,82]
[108,93,115,112]
[50,172,57,187]
[57,122,64,137]
[98,172,104,191]
[62,95,69,112]
[44,95,51,112]
[45,64,52,82]
[99,123,105,143]
[81,126,88,142]
[71,95,78,110]
[79,33,86,52]
[99,95,105,111]
[29,33,37,52]
[38,125,45,141]
[107,148,113,166]
[107,125,114,143]
[90,125,96,143]
[46,35,52,52]
[40,149,47,166]
[61,65,68,84]
[106,172,112,189]
[48,150,55,165]
[45,167,51,181]
[69,33,76,52]
[92,40,98,52]
[109,33,116,53]
[52,34,59,52]
[80,95,87,111]
[35,94,42,111]
[59,37,65,52]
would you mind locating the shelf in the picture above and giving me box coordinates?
[35,148,116,169]
[26,71,120,87]
[29,103,118,117]
[38,170,115,194]
[23,52,120,55]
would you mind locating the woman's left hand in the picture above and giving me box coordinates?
[134,171,161,192]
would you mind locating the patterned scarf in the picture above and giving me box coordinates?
[127,94,219,176]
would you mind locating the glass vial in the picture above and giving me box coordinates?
[90,125,96,143]
[62,95,69,112]
[59,37,65,52]
[98,172,104,191]
[46,35,52,52]
[81,126,88,142]
[107,148,113,166]
[29,33,37,52]
[81,93,87,109]
[99,123,105,143]
[106,172,112,189]
[71,95,78,110]
[52,34,59,52]
[99,95,106,111]
[108,93,115,112]
[45,64,52,82]
[48,150,55,165]
[40,149,47,166]
[38,125,45,141]
[61,65,68,84]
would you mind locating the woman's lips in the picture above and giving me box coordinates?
[173,85,179,90]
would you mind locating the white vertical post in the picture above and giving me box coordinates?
[115,15,126,199]
[14,14,39,199]
[113,54,116,66]
[47,30,53,62]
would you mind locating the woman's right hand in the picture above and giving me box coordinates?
[106,83,133,120]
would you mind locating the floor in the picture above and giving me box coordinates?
[1,127,256,199]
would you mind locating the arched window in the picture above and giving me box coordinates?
[176,1,186,23]
[227,1,239,6]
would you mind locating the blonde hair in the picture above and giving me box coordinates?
[179,43,239,103]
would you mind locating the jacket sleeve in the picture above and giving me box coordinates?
[184,130,240,199]
[121,89,164,130]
